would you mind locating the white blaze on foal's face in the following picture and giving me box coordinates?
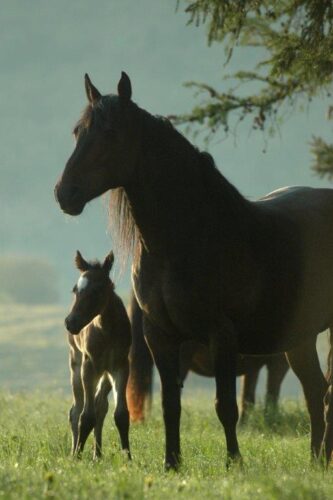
[77,275,89,293]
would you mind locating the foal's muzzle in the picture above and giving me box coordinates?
[65,315,81,335]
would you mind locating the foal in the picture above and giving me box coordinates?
[65,250,131,459]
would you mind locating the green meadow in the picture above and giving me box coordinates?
[0,304,333,499]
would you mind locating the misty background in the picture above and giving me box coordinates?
[0,0,331,396]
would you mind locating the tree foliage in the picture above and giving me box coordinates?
[176,0,333,176]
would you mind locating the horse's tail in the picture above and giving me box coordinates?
[322,329,333,464]
[126,291,154,422]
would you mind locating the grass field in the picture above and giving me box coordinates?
[1,303,333,498]
[0,392,333,499]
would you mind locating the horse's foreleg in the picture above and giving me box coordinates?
[265,354,289,410]
[144,316,181,471]
[112,361,131,459]
[93,375,111,459]
[76,355,98,456]
[286,338,327,458]
[179,341,200,383]
[239,368,260,424]
[210,324,241,465]
[68,346,83,456]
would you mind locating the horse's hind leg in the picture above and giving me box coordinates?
[126,293,154,422]
[265,354,289,411]
[321,329,333,464]
[68,345,84,455]
[76,355,98,456]
[286,338,328,458]
[112,361,131,459]
[239,369,260,424]
[93,375,112,459]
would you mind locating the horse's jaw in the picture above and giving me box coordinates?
[60,203,85,216]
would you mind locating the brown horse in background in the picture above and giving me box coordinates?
[65,250,131,460]
[55,72,333,469]
[126,292,289,423]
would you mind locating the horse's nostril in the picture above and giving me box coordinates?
[54,182,81,207]
[69,185,80,199]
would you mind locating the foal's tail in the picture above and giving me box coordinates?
[322,329,333,464]
[126,291,154,422]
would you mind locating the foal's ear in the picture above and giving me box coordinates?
[117,71,132,103]
[84,73,102,105]
[103,251,114,274]
[75,250,90,272]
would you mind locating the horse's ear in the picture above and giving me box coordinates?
[103,251,114,274]
[75,250,90,272]
[117,71,132,103]
[84,73,102,105]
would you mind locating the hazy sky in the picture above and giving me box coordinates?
[1,0,332,302]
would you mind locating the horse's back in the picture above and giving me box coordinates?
[258,186,333,214]
[257,186,333,344]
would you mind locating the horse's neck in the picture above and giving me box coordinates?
[125,146,252,258]
[126,157,202,255]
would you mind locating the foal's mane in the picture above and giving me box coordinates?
[108,105,247,266]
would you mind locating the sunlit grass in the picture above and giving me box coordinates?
[0,391,332,499]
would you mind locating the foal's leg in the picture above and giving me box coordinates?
[144,316,181,470]
[239,369,260,424]
[321,329,333,464]
[210,322,241,465]
[286,338,327,458]
[111,361,131,459]
[93,374,112,459]
[68,346,84,455]
[76,354,99,456]
[265,354,289,410]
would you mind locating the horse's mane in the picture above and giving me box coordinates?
[109,107,248,266]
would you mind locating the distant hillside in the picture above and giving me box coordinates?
[0,303,330,402]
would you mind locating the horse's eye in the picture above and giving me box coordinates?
[72,286,77,294]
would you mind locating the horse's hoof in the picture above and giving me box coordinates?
[121,449,132,461]
[226,453,243,470]
[164,457,181,472]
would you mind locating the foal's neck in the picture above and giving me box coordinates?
[96,284,116,330]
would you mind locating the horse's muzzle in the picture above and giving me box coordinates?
[54,181,85,216]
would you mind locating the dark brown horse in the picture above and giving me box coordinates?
[65,250,131,460]
[126,292,289,423]
[55,72,333,469]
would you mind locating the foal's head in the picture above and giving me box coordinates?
[55,72,141,216]
[65,250,114,335]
